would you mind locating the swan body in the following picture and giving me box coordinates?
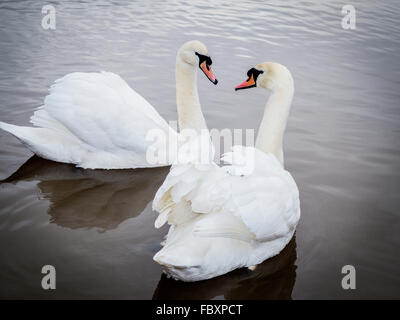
[153,62,300,282]
[1,72,177,169]
[0,41,217,169]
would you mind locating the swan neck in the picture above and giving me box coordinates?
[176,59,207,133]
[255,83,294,166]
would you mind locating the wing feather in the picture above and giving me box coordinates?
[42,71,176,153]
[153,145,300,243]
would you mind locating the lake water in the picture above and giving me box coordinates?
[0,0,399,299]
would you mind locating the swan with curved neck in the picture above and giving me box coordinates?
[176,40,217,133]
[152,62,300,282]
[235,62,294,166]
[0,40,217,169]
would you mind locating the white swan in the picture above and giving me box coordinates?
[152,62,300,282]
[0,40,217,169]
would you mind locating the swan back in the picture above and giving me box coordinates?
[152,146,300,281]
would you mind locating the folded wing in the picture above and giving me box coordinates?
[153,145,300,243]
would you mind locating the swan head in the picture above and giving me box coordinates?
[178,40,218,84]
[235,62,293,91]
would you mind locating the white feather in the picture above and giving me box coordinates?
[153,146,300,281]
[1,72,177,169]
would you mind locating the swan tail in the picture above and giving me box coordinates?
[0,121,40,146]
[0,119,164,169]
[153,244,203,281]
[0,120,84,164]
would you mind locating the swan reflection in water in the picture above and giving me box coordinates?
[153,236,297,300]
[3,155,169,231]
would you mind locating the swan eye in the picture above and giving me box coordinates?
[247,68,264,81]
[195,52,212,67]
[235,68,264,90]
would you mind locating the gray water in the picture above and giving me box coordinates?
[0,0,399,299]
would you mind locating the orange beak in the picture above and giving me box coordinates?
[200,61,218,85]
[235,74,256,91]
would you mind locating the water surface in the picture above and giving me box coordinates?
[0,0,399,299]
